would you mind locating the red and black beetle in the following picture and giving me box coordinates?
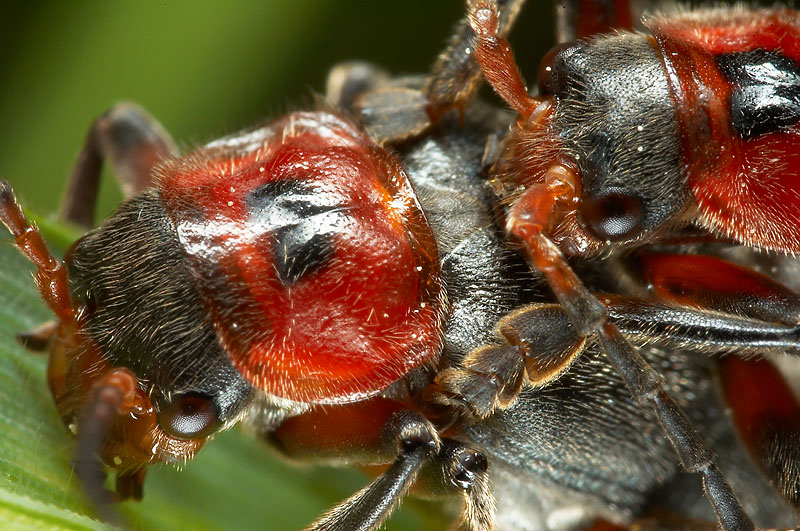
[418,0,800,529]
[0,108,446,499]
[3,0,800,530]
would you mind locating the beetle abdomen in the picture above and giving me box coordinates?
[649,8,800,253]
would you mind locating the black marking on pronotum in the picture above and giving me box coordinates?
[248,180,346,285]
[717,49,800,139]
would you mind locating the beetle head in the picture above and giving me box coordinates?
[50,190,254,501]
[532,34,690,254]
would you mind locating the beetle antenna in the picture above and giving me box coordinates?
[74,370,137,526]
[74,385,122,524]
[308,411,439,531]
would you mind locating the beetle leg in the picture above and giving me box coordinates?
[467,0,538,118]
[432,305,587,419]
[443,287,800,419]
[601,310,755,531]
[0,181,75,322]
[433,344,527,418]
[73,368,139,525]
[325,60,433,144]
[325,61,391,114]
[115,467,146,502]
[505,179,755,529]
[307,411,439,531]
[642,253,800,326]
[425,0,526,122]
[266,399,493,530]
[606,295,800,357]
[643,252,800,510]
[59,102,176,228]
[267,398,408,463]
[332,1,525,144]
[506,255,800,372]
[353,81,431,145]
[427,0,641,122]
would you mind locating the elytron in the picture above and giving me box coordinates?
[2,0,800,530]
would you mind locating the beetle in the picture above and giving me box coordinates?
[2,1,800,530]
[0,3,469,529]
[312,0,800,527]
[408,0,800,529]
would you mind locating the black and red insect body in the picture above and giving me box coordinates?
[411,0,800,529]
[0,95,521,528]
[3,1,800,530]
[0,108,451,501]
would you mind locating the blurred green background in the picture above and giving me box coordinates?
[0,1,553,530]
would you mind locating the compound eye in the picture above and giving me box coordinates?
[159,393,218,440]
[581,191,644,242]
[537,42,580,96]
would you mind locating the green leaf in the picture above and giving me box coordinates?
[0,231,448,530]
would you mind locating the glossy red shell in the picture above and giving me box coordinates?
[648,9,800,253]
[158,112,444,403]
